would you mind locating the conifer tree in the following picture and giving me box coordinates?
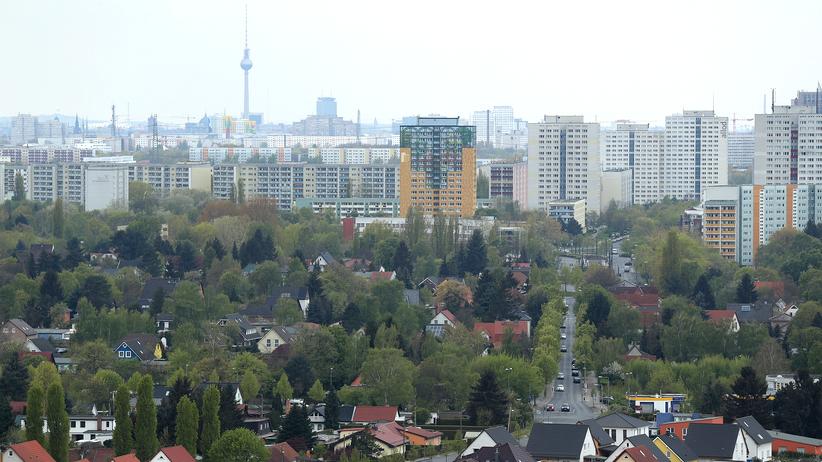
[175,396,199,456]
[25,384,45,445]
[46,382,69,462]
[113,384,133,456]
[200,385,220,457]
[135,375,159,462]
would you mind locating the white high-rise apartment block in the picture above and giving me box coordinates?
[493,106,514,136]
[728,131,755,168]
[601,123,664,204]
[11,114,37,145]
[527,115,601,213]
[472,110,494,146]
[471,106,515,148]
[662,110,728,201]
[753,104,822,185]
[84,165,129,211]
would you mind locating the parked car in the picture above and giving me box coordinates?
[558,373,565,380]
[556,384,565,392]
[571,369,579,377]
[546,404,555,411]
[560,333,567,339]
[560,344,567,352]
[561,403,571,412]
[573,377,581,384]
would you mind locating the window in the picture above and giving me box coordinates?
[125,351,132,358]
[682,428,688,436]
[118,351,124,358]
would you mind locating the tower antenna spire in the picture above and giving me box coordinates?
[244,3,248,48]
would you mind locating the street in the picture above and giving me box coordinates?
[533,296,599,424]
[610,238,639,285]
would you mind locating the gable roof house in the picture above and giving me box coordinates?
[726,302,775,325]
[155,313,175,334]
[526,423,597,462]
[457,443,535,462]
[594,413,651,446]
[349,405,401,425]
[114,334,162,361]
[684,424,749,462]
[258,326,301,354]
[580,419,616,449]
[137,278,179,311]
[603,434,669,462]
[735,416,772,462]
[613,446,661,462]
[625,343,657,362]
[242,287,311,320]
[3,440,56,462]
[309,404,327,432]
[704,311,741,333]
[149,446,196,462]
[1,318,37,345]
[653,434,698,462]
[219,313,263,348]
[313,251,337,272]
[474,320,530,349]
[768,430,822,456]
[269,442,301,462]
[460,426,519,457]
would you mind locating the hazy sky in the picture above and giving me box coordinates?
[2,0,822,126]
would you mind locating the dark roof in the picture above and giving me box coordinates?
[736,416,773,444]
[156,313,175,322]
[726,302,774,323]
[403,289,421,305]
[526,423,590,459]
[483,425,518,446]
[4,318,35,336]
[138,278,178,306]
[459,443,535,462]
[243,287,309,317]
[116,333,158,361]
[154,385,171,400]
[318,251,337,265]
[338,404,355,422]
[656,434,697,462]
[626,435,669,462]
[595,412,651,429]
[580,419,615,446]
[270,326,300,343]
[685,424,742,459]
[28,337,56,353]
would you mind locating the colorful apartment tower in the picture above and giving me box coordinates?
[399,117,476,216]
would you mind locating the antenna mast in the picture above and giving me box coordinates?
[111,105,117,137]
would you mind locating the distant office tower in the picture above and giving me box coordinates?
[399,117,476,216]
[791,87,822,112]
[601,123,664,205]
[753,103,822,185]
[478,162,527,206]
[662,110,728,201]
[493,106,514,137]
[11,114,37,145]
[471,106,515,147]
[702,184,822,265]
[527,115,601,213]
[472,110,493,146]
[317,97,338,118]
[728,131,755,168]
[84,165,129,211]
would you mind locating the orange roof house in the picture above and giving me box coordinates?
[474,320,530,349]
[351,405,400,424]
[7,440,56,462]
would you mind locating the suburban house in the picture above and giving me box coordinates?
[19,413,115,444]
[149,446,196,462]
[612,446,661,462]
[579,419,615,448]
[336,423,406,458]
[735,416,772,461]
[684,424,749,462]
[270,442,301,462]
[474,320,530,349]
[418,276,466,294]
[426,309,459,337]
[112,454,141,462]
[3,440,56,462]
[603,434,669,462]
[313,251,337,272]
[402,426,443,446]
[726,301,774,325]
[704,311,741,333]
[31,327,72,342]
[243,287,310,320]
[526,423,597,462]
[769,431,822,456]
[258,326,301,354]
[1,318,36,345]
[155,313,175,333]
[219,313,263,348]
[460,426,519,457]
[768,312,794,338]
[349,405,401,425]
[765,374,821,396]
[594,413,651,446]
[457,443,535,462]
[114,333,163,361]
[657,416,723,440]
[138,278,179,311]
[25,337,57,354]
[308,405,327,432]
[627,395,686,415]
[653,434,698,462]
[625,344,657,362]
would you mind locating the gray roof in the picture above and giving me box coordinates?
[425,324,446,338]
[28,337,56,353]
[138,278,178,306]
[459,443,536,462]
[482,426,518,446]
[685,424,743,459]
[768,430,822,446]
[656,434,697,462]
[403,289,421,306]
[736,416,773,444]
[580,419,615,446]
[727,302,774,323]
[270,326,300,343]
[526,423,590,459]
[116,333,158,361]
[595,412,651,429]
[627,435,669,462]
[338,404,355,423]
[4,318,35,336]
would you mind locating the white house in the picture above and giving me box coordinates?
[149,446,196,462]
[736,416,773,462]
[257,326,299,354]
[430,309,458,327]
[20,413,115,444]
[594,413,651,446]
[460,426,518,457]
[309,405,326,432]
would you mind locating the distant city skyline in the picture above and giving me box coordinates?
[2,0,822,125]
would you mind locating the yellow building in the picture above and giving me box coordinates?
[399,117,476,217]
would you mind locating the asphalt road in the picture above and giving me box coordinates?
[611,238,639,285]
[533,296,598,424]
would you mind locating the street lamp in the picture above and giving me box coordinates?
[505,367,513,432]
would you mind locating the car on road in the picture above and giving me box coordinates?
[546,404,555,411]
[560,333,567,339]
[571,358,576,366]
[612,248,619,254]
[560,344,567,352]
[556,384,565,392]
[557,373,565,380]
[573,377,581,384]
[561,403,571,412]
[571,369,579,377]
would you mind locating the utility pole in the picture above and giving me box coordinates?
[505,367,513,432]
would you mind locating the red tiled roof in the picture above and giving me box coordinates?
[510,271,528,285]
[403,426,443,439]
[352,405,398,423]
[69,447,114,462]
[111,455,140,462]
[706,310,737,321]
[371,422,406,447]
[623,446,658,462]
[157,446,196,462]
[18,351,54,363]
[269,442,300,462]
[10,440,56,462]
[350,375,364,387]
[473,320,529,348]
[10,400,27,414]
[370,271,395,282]
[438,309,458,324]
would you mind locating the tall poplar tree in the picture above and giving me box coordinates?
[175,396,199,456]
[200,385,221,457]
[135,375,159,462]
[113,384,133,456]
[46,382,69,462]
[25,384,45,445]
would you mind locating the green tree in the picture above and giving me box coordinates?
[207,428,269,462]
[360,348,415,405]
[0,355,29,401]
[113,384,133,456]
[463,230,488,275]
[275,373,294,402]
[200,385,221,457]
[736,273,758,303]
[658,230,689,295]
[129,181,158,214]
[274,298,303,325]
[64,238,84,269]
[176,396,199,456]
[799,268,822,303]
[277,405,315,451]
[466,371,508,426]
[53,198,64,238]
[691,273,716,310]
[308,379,325,403]
[0,396,13,441]
[13,172,26,201]
[325,388,340,429]
[240,371,261,403]
[170,281,205,322]
[135,375,159,461]
[25,384,45,445]
[391,241,414,287]
[723,366,772,427]
[46,382,69,462]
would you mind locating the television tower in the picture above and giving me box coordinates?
[240,5,253,119]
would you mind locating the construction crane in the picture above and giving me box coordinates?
[731,113,753,133]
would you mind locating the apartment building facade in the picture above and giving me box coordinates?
[478,161,527,207]
[601,123,664,205]
[663,111,729,201]
[753,105,822,186]
[128,163,212,196]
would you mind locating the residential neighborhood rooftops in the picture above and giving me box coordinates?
[351,405,399,423]
[768,430,822,447]
[656,433,698,462]
[684,423,743,459]
[705,310,737,321]
[736,416,773,443]
[595,412,651,429]
[154,445,196,462]
[115,333,159,361]
[4,318,36,337]
[579,419,615,447]
[623,446,660,462]
[526,423,591,459]
[9,440,56,462]
[111,454,141,462]
[459,443,536,462]
[626,435,669,462]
